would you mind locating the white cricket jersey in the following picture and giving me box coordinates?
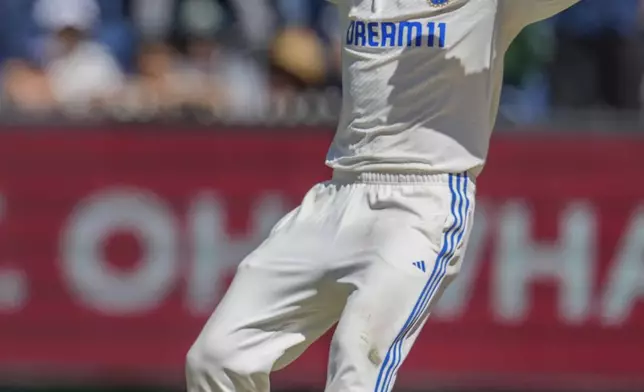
[326,0,579,176]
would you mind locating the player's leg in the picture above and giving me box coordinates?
[186,258,347,392]
[324,174,475,392]
[186,186,349,392]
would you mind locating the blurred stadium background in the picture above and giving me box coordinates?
[0,0,643,392]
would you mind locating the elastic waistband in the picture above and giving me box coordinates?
[332,170,476,189]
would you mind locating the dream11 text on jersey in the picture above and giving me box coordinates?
[346,20,448,48]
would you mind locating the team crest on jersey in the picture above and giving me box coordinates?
[428,0,450,7]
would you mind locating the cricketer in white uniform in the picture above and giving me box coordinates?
[186,1,580,391]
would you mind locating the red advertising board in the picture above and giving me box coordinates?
[0,128,643,390]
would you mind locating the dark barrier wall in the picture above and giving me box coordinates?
[0,127,643,390]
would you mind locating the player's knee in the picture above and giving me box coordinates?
[186,330,251,379]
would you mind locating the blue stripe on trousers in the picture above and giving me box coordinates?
[383,173,470,392]
[379,174,467,392]
[374,173,470,392]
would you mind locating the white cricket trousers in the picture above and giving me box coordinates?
[186,171,476,392]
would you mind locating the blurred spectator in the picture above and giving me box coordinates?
[2,59,55,114]
[115,40,190,114]
[34,0,124,113]
[270,29,326,89]
[175,0,270,120]
[115,0,270,121]
[0,0,641,125]
[274,0,340,86]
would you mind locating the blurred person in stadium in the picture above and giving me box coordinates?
[122,0,220,115]
[550,0,643,110]
[126,0,270,120]
[270,28,327,92]
[176,0,270,120]
[33,0,125,114]
[271,0,326,90]
[185,2,581,392]
[131,0,275,50]
[113,40,188,114]
[2,58,56,114]
[275,0,342,87]
[0,0,133,116]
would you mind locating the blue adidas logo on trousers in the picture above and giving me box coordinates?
[412,260,426,272]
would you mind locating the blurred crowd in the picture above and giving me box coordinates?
[0,0,643,124]
[0,0,343,123]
